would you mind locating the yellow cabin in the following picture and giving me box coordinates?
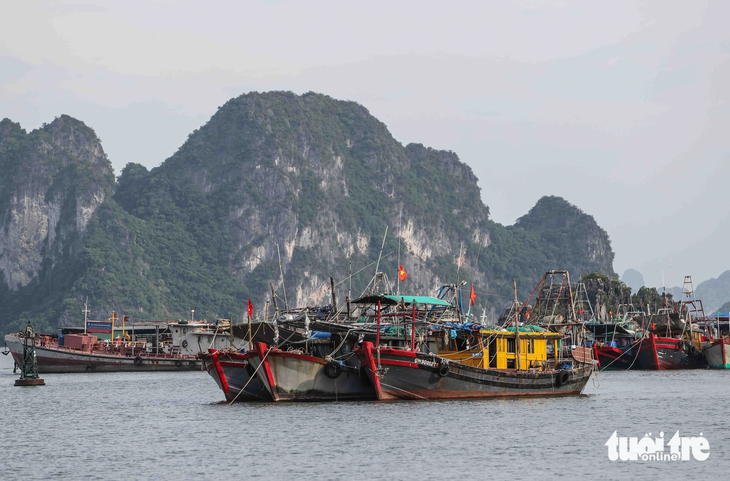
[437,330,562,370]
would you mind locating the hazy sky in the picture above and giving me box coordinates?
[2,0,729,288]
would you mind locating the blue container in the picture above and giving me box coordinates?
[58,334,64,347]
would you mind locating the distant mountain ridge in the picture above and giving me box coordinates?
[0,92,617,334]
[621,269,645,294]
[696,270,730,313]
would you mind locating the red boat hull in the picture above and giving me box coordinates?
[634,334,706,370]
[201,349,273,402]
[592,344,637,370]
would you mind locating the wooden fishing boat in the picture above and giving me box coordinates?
[201,349,273,402]
[244,342,375,402]
[632,279,709,370]
[702,338,730,369]
[356,325,593,401]
[633,333,706,370]
[592,342,637,370]
[586,322,641,370]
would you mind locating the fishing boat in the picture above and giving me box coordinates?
[633,332,706,370]
[631,278,709,370]
[700,312,730,369]
[354,282,593,401]
[243,342,374,402]
[356,329,592,401]
[201,348,273,402]
[201,276,462,403]
[205,303,381,402]
[702,338,730,369]
[586,318,642,370]
[3,312,241,373]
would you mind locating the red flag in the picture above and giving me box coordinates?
[579,307,584,315]
[526,309,531,320]
[247,299,253,318]
[398,264,408,281]
[470,284,476,305]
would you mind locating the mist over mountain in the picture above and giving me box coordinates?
[0,92,618,334]
[695,271,730,314]
[621,269,645,294]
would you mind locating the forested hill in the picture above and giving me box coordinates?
[0,92,616,335]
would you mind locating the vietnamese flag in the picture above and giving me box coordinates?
[398,264,408,281]
[470,284,476,305]
[247,298,253,318]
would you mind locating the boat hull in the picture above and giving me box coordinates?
[4,334,200,373]
[356,342,592,401]
[247,343,375,402]
[593,344,636,371]
[202,350,272,402]
[703,339,730,369]
[634,334,706,370]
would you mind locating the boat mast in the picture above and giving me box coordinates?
[514,279,521,371]
[396,209,402,298]
[330,277,337,316]
[83,298,89,335]
[111,311,116,343]
[270,282,279,316]
[373,226,388,282]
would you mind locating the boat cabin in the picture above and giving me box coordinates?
[436,329,562,370]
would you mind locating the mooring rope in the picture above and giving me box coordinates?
[598,334,646,371]
[228,346,273,405]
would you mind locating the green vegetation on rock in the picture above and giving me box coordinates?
[1,92,618,335]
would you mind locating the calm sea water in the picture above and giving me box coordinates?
[1,353,728,480]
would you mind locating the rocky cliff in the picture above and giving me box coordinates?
[0,116,113,290]
[0,92,618,334]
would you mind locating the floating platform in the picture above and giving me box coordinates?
[15,378,45,386]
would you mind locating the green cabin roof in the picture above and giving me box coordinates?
[353,294,451,307]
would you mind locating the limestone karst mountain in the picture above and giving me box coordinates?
[0,92,617,334]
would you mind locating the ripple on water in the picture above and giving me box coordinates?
[1,355,728,479]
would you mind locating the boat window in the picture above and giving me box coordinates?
[527,339,534,354]
[507,339,515,353]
